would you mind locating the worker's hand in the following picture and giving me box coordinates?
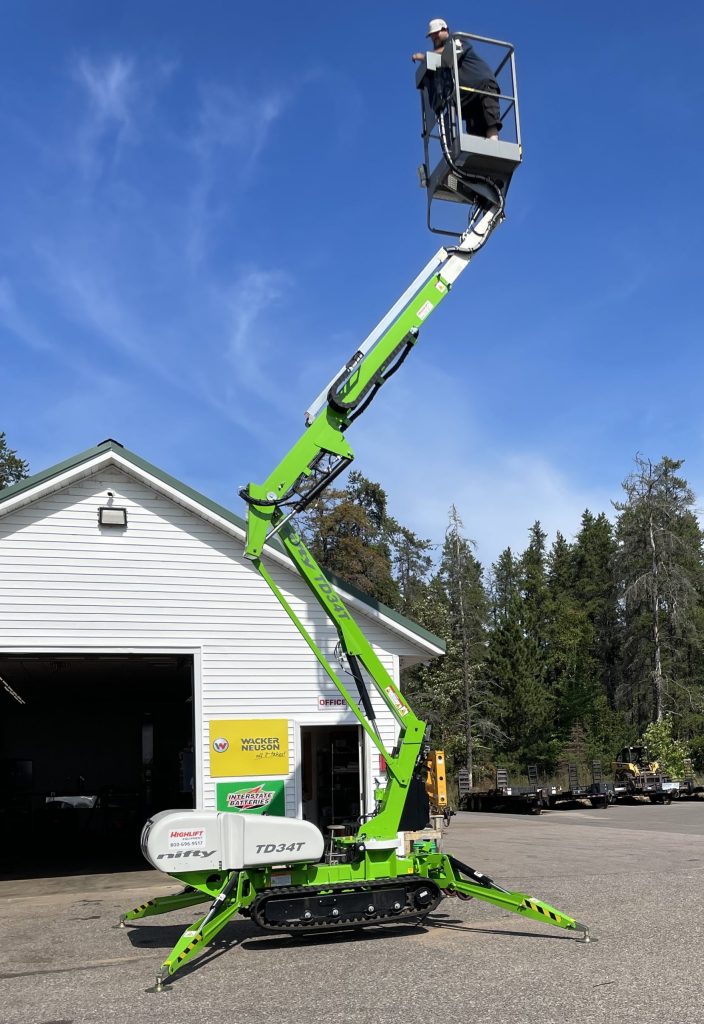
[411,52,424,62]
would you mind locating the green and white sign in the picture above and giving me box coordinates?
[216,780,285,815]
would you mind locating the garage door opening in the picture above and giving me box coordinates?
[0,653,194,879]
[301,724,364,833]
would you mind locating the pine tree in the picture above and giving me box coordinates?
[392,525,434,619]
[572,511,621,705]
[541,523,628,767]
[520,522,551,663]
[486,589,555,770]
[614,455,704,727]
[486,543,555,771]
[301,471,400,607]
[546,531,589,735]
[489,547,519,624]
[0,432,29,490]
[435,507,492,785]
[403,576,456,749]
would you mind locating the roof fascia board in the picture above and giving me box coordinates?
[0,450,114,515]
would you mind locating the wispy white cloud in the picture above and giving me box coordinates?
[70,53,177,180]
[36,240,295,441]
[13,54,297,436]
[185,83,288,266]
[351,363,613,566]
[192,84,285,164]
[71,55,136,176]
[0,272,137,396]
[6,53,304,455]
[226,269,290,353]
[220,267,294,407]
[74,55,135,127]
[373,440,613,568]
[0,277,53,351]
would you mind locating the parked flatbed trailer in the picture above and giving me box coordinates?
[547,764,610,809]
[614,771,680,804]
[559,761,681,806]
[460,768,558,815]
[675,777,704,799]
[458,762,702,815]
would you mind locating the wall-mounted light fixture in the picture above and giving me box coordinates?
[98,505,127,527]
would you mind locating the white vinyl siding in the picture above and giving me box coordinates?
[0,465,416,815]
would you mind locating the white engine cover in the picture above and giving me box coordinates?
[141,809,325,872]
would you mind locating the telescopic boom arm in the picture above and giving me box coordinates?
[239,202,500,562]
[238,200,502,842]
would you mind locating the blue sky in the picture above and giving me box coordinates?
[2,1,704,567]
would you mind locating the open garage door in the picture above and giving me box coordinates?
[0,653,194,878]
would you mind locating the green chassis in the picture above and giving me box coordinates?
[122,851,590,987]
[122,170,590,988]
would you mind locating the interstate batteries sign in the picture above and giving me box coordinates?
[216,780,285,815]
[209,719,289,777]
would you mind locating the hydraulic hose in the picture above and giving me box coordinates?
[436,107,503,220]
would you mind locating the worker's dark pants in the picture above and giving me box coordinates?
[461,79,503,137]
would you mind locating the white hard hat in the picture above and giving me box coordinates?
[426,18,448,37]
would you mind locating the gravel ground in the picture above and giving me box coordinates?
[1,801,702,1024]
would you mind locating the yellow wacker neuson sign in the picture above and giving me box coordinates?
[209,719,289,777]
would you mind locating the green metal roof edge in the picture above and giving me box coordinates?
[0,440,115,503]
[0,439,445,654]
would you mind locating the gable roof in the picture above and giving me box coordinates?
[0,439,445,657]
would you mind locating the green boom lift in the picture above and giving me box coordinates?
[121,32,591,990]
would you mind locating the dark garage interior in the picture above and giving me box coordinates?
[0,653,194,878]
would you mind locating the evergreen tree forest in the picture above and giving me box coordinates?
[301,460,704,779]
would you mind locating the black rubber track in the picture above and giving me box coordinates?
[249,876,443,933]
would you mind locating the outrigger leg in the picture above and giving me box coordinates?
[119,884,211,927]
[124,871,254,991]
[429,855,594,943]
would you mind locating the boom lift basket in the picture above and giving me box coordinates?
[416,32,522,234]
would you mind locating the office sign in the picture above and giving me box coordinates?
[317,696,348,711]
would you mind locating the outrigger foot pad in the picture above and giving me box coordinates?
[575,922,595,943]
[154,970,169,993]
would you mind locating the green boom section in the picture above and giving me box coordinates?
[240,217,499,839]
[242,270,451,560]
[255,523,426,842]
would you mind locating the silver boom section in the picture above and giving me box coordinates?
[303,204,499,426]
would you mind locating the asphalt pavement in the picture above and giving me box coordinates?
[1,801,702,1024]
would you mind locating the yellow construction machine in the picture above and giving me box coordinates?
[612,745,660,785]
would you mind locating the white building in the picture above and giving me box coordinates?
[0,439,443,875]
